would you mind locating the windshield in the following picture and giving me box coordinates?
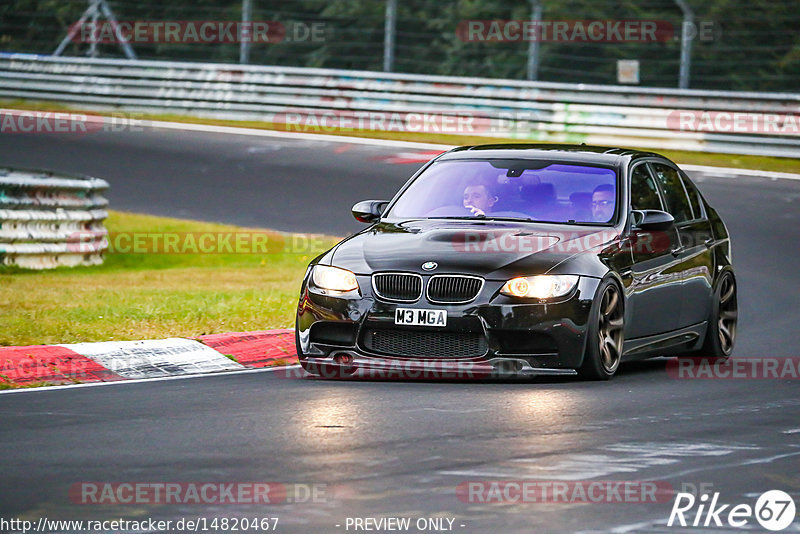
[385,159,618,224]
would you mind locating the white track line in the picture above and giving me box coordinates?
[680,163,800,181]
[146,118,451,150]
[0,365,302,396]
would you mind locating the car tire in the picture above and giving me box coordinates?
[579,279,625,380]
[685,270,737,359]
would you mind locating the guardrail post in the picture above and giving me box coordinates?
[52,0,136,59]
[383,0,397,72]
[53,0,99,57]
[526,0,543,81]
[240,0,253,64]
[675,0,694,89]
[97,0,136,59]
[88,0,99,58]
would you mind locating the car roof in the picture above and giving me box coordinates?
[437,143,666,166]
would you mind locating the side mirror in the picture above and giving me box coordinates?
[631,209,675,231]
[352,200,389,223]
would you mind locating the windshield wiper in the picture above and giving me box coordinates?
[426,216,534,222]
[480,216,535,222]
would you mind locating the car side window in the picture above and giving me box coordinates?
[681,173,705,220]
[630,164,663,211]
[651,163,692,223]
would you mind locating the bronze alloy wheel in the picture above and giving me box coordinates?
[597,284,625,374]
[717,274,738,355]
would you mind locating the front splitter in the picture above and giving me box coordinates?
[302,354,578,379]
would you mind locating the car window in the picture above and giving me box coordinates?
[651,163,692,223]
[681,173,705,220]
[630,164,663,211]
[385,159,618,224]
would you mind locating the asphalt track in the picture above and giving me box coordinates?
[1,126,799,533]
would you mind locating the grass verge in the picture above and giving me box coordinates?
[2,99,800,174]
[0,379,58,390]
[0,211,337,346]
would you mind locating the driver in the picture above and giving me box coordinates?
[591,184,616,222]
[463,180,498,217]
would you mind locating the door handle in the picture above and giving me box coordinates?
[671,245,685,256]
[704,237,715,248]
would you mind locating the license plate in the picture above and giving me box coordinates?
[394,308,447,327]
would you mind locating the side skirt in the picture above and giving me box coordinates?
[622,322,708,361]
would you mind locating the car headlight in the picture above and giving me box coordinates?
[500,275,579,299]
[312,265,359,292]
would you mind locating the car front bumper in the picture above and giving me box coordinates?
[296,274,602,377]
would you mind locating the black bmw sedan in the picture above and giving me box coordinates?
[295,144,737,380]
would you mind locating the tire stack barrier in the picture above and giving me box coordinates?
[0,167,109,269]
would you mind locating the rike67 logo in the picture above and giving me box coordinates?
[668,490,796,531]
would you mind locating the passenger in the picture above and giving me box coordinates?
[591,184,616,222]
[463,180,498,217]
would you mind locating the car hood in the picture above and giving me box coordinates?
[330,219,618,279]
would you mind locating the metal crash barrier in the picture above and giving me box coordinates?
[0,53,799,157]
[0,168,109,269]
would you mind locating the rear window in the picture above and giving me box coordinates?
[651,163,693,223]
[630,164,663,211]
[681,173,705,220]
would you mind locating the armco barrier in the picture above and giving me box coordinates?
[0,53,799,158]
[0,167,109,269]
